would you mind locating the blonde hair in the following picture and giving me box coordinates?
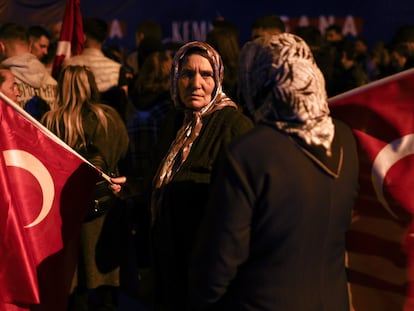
[42,65,116,151]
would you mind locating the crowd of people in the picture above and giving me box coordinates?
[0,13,413,311]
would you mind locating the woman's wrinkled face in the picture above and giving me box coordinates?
[177,54,215,110]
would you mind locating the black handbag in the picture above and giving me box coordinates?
[85,179,117,222]
[83,127,118,222]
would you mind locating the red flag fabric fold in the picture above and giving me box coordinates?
[0,153,38,306]
[329,68,414,311]
[52,0,84,79]
[0,95,99,310]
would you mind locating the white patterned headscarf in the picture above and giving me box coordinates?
[238,33,334,156]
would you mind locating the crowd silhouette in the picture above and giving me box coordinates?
[1,14,414,311]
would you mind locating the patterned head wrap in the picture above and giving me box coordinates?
[238,33,334,155]
[170,41,224,110]
[153,41,237,189]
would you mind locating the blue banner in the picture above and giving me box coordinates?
[1,0,413,52]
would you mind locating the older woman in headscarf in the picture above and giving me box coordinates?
[188,33,359,310]
[111,41,253,310]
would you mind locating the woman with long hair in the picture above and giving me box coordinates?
[42,65,129,311]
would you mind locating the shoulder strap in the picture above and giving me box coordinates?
[85,117,109,172]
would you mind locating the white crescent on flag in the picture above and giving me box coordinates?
[371,134,414,219]
[2,149,55,228]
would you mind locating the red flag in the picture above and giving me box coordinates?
[0,95,99,310]
[52,0,84,79]
[329,68,414,311]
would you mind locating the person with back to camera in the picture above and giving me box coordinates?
[187,33,359,310]
[126,20,163,78]
[120,50,175,308]
[42,65,129,311]
[110,41,254,310]
[250,14,285,39]
[206,20,240,102]
[64,17,130,121]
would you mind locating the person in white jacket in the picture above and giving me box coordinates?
[0,22,57,119]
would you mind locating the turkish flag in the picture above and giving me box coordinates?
[0,95,99,310]
[329,68,414,311]
[52,0,84,79]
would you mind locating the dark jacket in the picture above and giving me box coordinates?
[188,119,359,311]
[152,106,254,310]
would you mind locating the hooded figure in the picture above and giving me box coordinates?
[188,33,359,310]
[150,41,253,310]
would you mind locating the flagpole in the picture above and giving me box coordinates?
[0,92,113,184]
[329,67,414,103]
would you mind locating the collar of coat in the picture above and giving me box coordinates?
[291,130,343,179]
